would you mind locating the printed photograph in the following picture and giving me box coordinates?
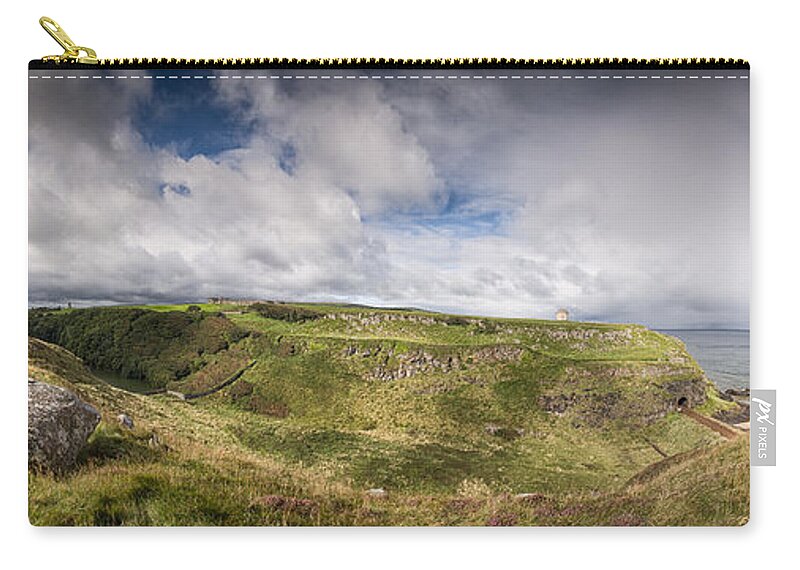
[28,68,749,526]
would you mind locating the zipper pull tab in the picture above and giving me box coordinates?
[39,16,98,64]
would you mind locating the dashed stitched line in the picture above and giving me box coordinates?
[29,74,750,81]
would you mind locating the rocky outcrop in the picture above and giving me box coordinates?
[538,369,708,426]
[722,387,750,402]
[539,391,624,427]
[117,413,134,429]
[544,328,634,343]
[714,402,750,424]
[364,345,523,381]
[325,312,438,327]
[28,379,100,473]
[660,378,708,408]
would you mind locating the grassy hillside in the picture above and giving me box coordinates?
[27,304,747,526]
[29,307,248,386]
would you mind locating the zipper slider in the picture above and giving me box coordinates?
[39,16,98,64]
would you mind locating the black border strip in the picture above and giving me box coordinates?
[29,57,750,70]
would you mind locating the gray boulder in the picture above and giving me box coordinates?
[117,413,134,429]
[28,379,100,473]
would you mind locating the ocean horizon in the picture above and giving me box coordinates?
[659,329,749,392]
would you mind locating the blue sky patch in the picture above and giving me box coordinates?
[367,188,519,239]
[134,80,254,159]
[278,142,297,175]
[159,183,191,197]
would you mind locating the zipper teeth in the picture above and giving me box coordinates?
[31,57,750,69]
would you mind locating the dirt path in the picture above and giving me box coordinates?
[680,408,741,440]
[643,437,669,458]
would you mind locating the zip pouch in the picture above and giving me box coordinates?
[28,17,750,527]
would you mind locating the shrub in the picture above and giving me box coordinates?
[249,303,322,323]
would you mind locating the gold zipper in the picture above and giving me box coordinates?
[39,17,99,64]
[35,16,748,70]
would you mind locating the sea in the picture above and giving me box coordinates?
[658,330,749,392]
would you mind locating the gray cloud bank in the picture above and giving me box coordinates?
[29,73,749,328]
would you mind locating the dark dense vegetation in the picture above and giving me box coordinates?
[28,308,248,387]
[249,302,322,322]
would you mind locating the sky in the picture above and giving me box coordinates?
[28,70,749,329]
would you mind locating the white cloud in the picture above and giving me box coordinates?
[28,74,748,328]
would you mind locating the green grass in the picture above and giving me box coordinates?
[27,303,748,526]
[694,383,740,416]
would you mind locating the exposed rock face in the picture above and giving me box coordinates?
[661,378,708,408]
[28,379,100,472]
[724,387,750,400]
[346,344,524,381]
[538,369,709,426]
[544,328,634,343]
[325,312,438,327]
[714,402,750,424]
